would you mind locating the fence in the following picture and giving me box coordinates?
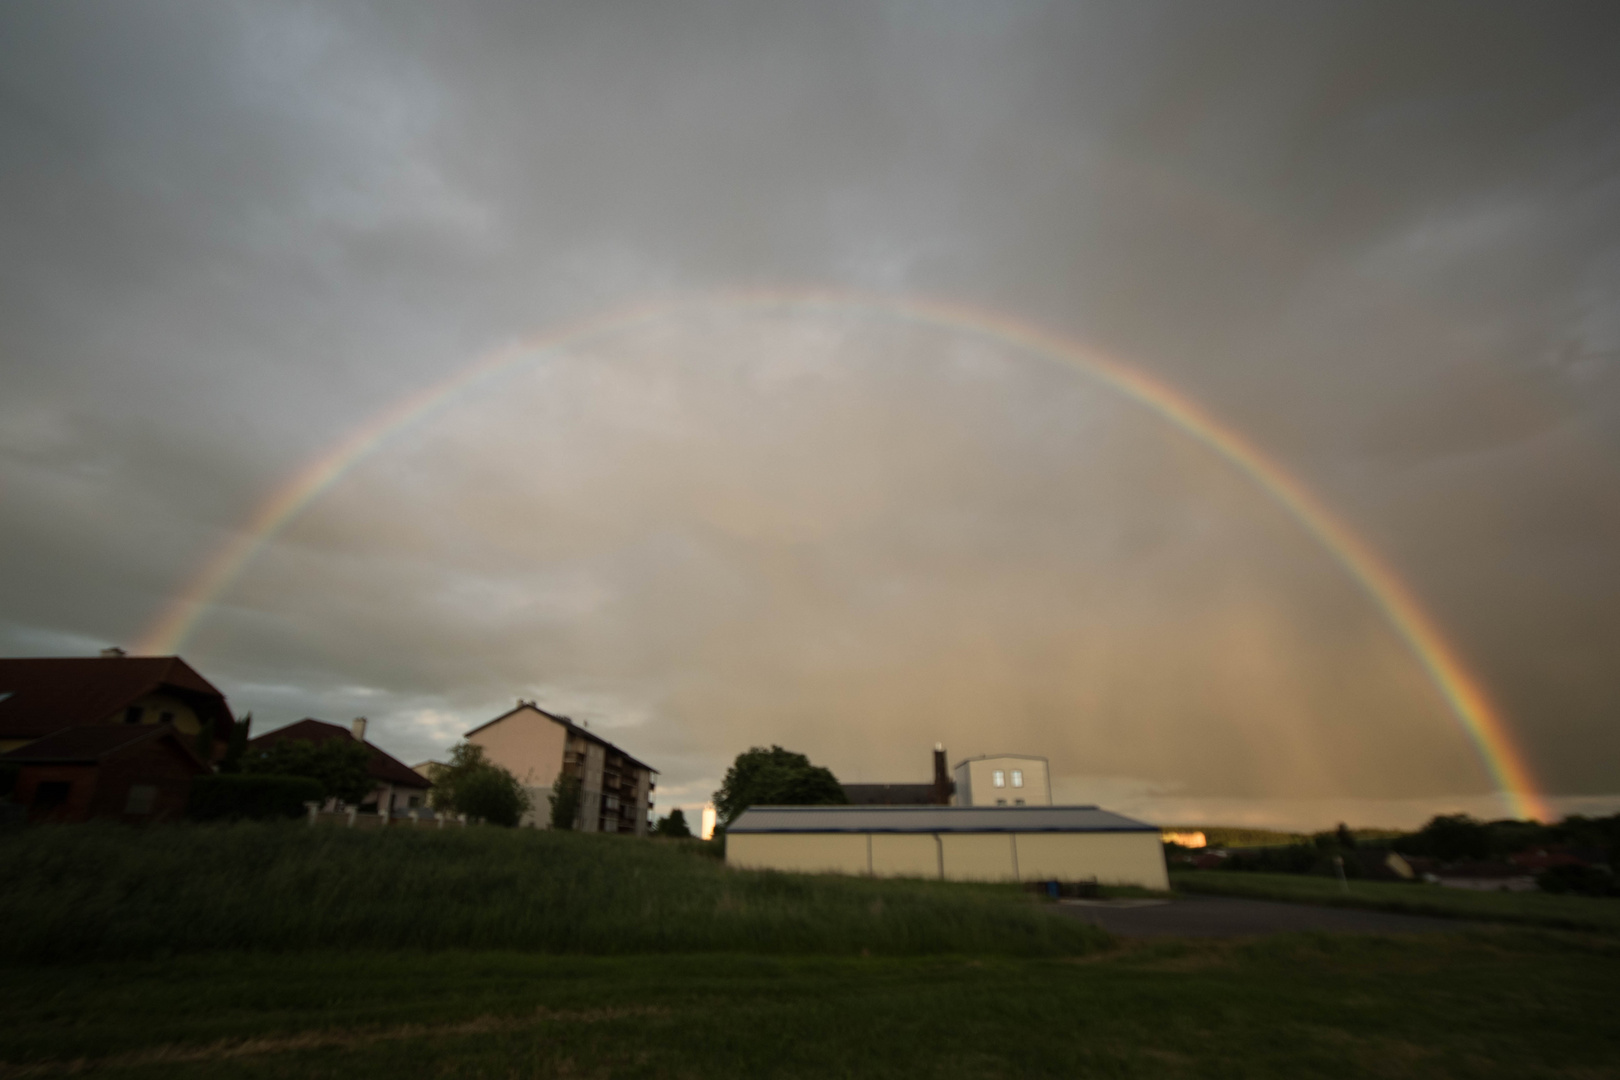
[304,803,472,829]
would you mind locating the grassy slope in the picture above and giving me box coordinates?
[0,933,1616,1078]
[0,823,1102,960]
[1172,869,1620,932]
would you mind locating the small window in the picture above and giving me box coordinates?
[33,781,72,808]
[995,798,1007,806]
[124,705,143,724]
[407,796,420,809]
[158,711,175,726]
[992,770,1005,788]
[605,795,619,811]
[1012,769,1023,788]
[1015,799,1025,806]
[125,785,157,814]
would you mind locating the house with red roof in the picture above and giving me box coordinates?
[247,717,431,816]
[1,725,210,823]
[0,653,237,822]
[0,654,235,760]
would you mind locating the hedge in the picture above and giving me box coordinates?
[186,774,323,821]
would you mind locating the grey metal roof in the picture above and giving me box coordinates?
[727,805,1157,834]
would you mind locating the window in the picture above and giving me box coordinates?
[33,781,71,809]
[992,770,1005,787]
[1015,799,1025,806]
[124,705,143,724]
[158,711,175,726]
[125,785,157,815]
[996,798,1007,806]
[605,795,619,811]
[407,796,420,809]
[1012,769,1023,788]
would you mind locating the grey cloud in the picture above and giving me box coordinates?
[2,1,1618,824]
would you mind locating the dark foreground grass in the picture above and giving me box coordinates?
[1172,869,1620,933]
[1,931,1616,1078]
[0,823,1101,960]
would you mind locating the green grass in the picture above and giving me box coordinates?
[0,932,1616,1078]
[1172,869,1620,933]
[0,822,1102,961]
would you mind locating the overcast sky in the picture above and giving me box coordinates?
[3,1,1618,828]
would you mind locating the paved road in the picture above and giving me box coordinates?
[1054,895,1470,937]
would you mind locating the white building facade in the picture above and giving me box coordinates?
[953,754,1051,806]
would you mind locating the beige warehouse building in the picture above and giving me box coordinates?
[726,805,1169,889]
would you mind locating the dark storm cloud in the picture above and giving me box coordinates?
[2,0,1618,824]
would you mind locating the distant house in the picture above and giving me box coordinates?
[247,717,431,815]
[1435,861,1538,892]
[842,745,955,806]
[953,754,1052,807]
[466,701,656,834]
[1,724,210,823]
[0,655,235,760]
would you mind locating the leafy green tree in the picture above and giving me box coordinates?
[430,742,531,827]
[1392,814,1492,862]
[549,771,582,830]
[655,808,692,838]
[240,736,373,805]
[714,745,846,826]
[218,713,251,774]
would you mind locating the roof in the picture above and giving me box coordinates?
[953,754,1049,768]
[466,702,658,775]
[247,718,431,789]
[0,724,209,770]
[0,656,233,740]
[728,805,1159,834]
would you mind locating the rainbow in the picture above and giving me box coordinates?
[135,288,1551,821]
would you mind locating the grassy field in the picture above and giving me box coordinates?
[1172,869,1620,933]
[1,932,1616,1078]
[0,822,1100,960]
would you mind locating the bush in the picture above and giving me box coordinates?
[0,762,17,800]
[1537,864,1617,897]
[239,737,372,804]
[549,772,582,830]
[186,774,324,822]
[431,743,530,827]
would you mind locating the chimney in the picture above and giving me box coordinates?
[351,717,368,742]
[933,743,953,804]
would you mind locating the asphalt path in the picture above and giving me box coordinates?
[1054,895,1471,937]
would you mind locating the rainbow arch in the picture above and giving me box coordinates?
[135,288,1551,821]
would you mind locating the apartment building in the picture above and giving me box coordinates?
[465,701,656,834]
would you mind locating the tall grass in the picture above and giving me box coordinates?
[0,823,1105,961]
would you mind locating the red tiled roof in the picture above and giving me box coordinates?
[248,718,430,789]
[0,723,209,770]
[0,656,233,740]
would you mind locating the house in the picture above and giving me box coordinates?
[0,724,210,823]
[953,754,1052,806]
[465,701,656,834]
[1435,861,1538,892]
[247,717,431,815]
[842,744,955,806]
[0,654,235,760]
[726,804,1170,889]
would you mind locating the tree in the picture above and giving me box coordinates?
[218,713,251,774]
[239,737,373,805]
[431,742,531,827]
[655,808,692,838]
[1392,814,1491,862]
[549,771,582,830]
[714,745,846,826]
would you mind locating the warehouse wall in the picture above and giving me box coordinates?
[727,830,1168,889]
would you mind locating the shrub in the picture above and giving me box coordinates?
[432,743,530,827]
[186,774,324,822]
[549,772,582,830]
[1537,864,1616,897]
[239,737,372,804]
[0,762,17,799]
